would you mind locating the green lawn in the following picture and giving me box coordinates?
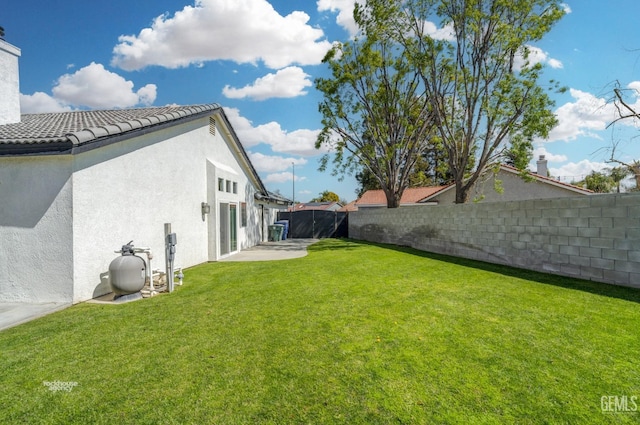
[1,239,639,424]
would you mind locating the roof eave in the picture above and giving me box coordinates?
[215,108,270,197]
[0,141,73,156]
[499,165,593,195]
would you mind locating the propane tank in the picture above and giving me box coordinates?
[109,241,146,296]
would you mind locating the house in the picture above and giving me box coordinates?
[337,200,358,212]
[356,158,592,207]
[423,159,593,204]
[289,201,343,212]
[0,37,288,304]
[355,186,449,208]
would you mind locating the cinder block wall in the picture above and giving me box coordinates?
[349,193,640,288]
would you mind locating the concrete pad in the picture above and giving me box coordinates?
[0,239,319,331]
[220,238,319,262]
[0,302,71,331]
[86,292,144,305]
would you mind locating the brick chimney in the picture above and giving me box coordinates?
[536,155,548,177]
[0,30,21,125]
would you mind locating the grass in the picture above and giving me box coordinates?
[1,238,639,424]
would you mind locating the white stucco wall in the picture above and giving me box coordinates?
[0,156,74,303]
[207,119,262,256]
[1,111,267,304]
[0,40,21,125]
[70,113,264,302]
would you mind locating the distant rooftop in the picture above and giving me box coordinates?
[357,186,450,206]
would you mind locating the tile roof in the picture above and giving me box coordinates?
[289,201,342,211]
[0,104,220,150]
[499,163,594,194]
[0,104,272,198]
[355,164,593,208]
[337,200,358,212]
[257,191,292,205]
[356,186,450,206]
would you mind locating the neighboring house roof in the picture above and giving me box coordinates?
[500,164,594,195]
[337,200,358,212]
[256,191,292,206]
[418,164,593,202]
[0,104,273,198]
[356,165,593,207]
[356,186,450,207]
[290,201,343,211]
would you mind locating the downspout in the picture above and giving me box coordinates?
[260,204,264,242]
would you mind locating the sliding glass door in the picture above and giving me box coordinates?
[219,203,237,256]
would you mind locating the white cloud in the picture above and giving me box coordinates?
[561,3,572,14]
[513,45,563,71]
[222,67,312,101]
[317,0,361,36]
[136,84,157,105]
[547,88,615,142]
[224,107,327,156]
[317,0,455,41]
[248,151,307,173]
[546,83,640,143]
[52,62,157,109]
[532,147,568,164]
[264,171,306,183]
[20,92,73,113]
[423,21,455,41]
[547,58,563,69]
[549,159,609,182]
[112,0,332,71]
[627,81,640,93]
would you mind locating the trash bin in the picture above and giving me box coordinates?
[274,224,284,241]
[275,220,289,240]
[268,224,284,241]
[268,225,277,242]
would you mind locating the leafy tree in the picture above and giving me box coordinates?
[355,167,381,198]
[315,3,438,208]
[584,171,613,193]
[384,0,565,203]
[609,166,630,193]
[354,144,452,197]
[310,190,341,203]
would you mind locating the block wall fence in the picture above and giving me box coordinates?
[349,193,640,288]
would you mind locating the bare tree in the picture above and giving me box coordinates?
[606,85,640,190]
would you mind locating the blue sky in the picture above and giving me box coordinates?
[4,0,640,201]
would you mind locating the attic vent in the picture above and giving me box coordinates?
[209,117,216,136]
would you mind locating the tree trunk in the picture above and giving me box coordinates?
[383,187,402,208]
[386,197,401,208]
[454,182,470,204]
